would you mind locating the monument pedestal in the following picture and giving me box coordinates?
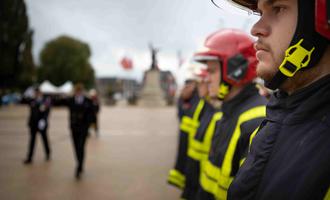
[138,69,166,107]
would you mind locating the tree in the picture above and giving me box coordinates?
[0,0,35,91]
[18,30,36,89]
[38,35,95,88]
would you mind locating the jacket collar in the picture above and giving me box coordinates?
[222,83,258,115]
[267,74,330,124]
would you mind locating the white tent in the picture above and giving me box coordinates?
[58,81,73,94]
[40,81,58,94]
[23,86,36,98]
[39,80,74,95]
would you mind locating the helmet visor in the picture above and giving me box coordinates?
[211,0,260,16]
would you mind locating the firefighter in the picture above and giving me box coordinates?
[182,64,220,200]
[194,29,267,200]
[210,0,330,199]
[168,61,207,190]
[22,87,52,164]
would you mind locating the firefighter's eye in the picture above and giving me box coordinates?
[272,5,285,14]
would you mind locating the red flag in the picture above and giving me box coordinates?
[120,57,133,70]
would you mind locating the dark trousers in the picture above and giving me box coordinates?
[182,157,200,200]
[89,115,99,136]
[196,188,215,200]
[26,127,51,160]
[71,128,88,171]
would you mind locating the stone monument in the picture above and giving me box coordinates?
[138,44,166,107]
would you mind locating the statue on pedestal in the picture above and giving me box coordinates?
[149,43,159,70]
[138,43,166,107]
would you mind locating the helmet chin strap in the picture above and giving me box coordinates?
[216,59,232,100]
[265,0,328,90]
[265,39,317,90]
[217,82,231,100]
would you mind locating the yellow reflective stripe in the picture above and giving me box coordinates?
[180,118,199,135]
[190,100,205,137]
[182,116,199,128]
[168,176,184,189]
[215,187,227,200]
[200,159,233,199]
[324,187,330,200]
[200,160,219,195]
[190,139,206,153]
[193,99,205,121]
[217,168,233,191]
[249,126,260,147]
[188,112,223,160]
[204,112,222,148]
[180,121,196,134]
[221,106,266,177]
[181,116,199,129]
[187,147,208,161]
[168,169,186,189]
[180,99,205,134]
[239,158,245,166]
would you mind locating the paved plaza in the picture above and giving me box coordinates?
[0,104,181,200]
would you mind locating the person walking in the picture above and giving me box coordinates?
[22,87,51,164]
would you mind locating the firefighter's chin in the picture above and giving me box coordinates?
[209,97,222,109]
[256,60,278,83]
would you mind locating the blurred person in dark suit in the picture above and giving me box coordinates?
[55,83,93,179]
[22,87,52,164]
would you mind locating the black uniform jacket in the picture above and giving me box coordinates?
[193,101,217,148]
[23,96,51,130]
[199,84,267,199]
[169,89,202,189]
[182,100,216,197]
[228,75,330,200]
[56,96,93,131]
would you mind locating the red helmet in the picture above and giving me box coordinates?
[194,29,257,86]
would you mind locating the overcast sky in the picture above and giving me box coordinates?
[25,0,258,82]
